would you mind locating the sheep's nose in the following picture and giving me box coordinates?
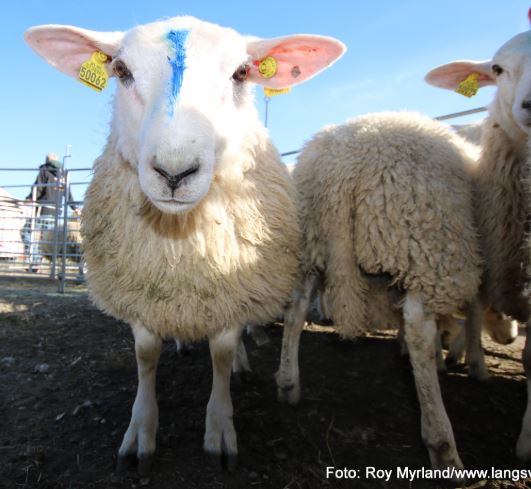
[153,164,199,191]
[522,100,531,110]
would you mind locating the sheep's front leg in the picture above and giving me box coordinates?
[403,292,464,474]
[276,273,317,405]
[516,324,531,461]
[204,327,241,470]
[464,298,490,381]
[118,323,162,476]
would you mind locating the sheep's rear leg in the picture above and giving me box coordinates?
[247,324,270,346]
[403,292,464,474]
[516,324,531,461]
[204,327,241,470]
[118,323,162,476]
[232,336,252,382]
[445,322,465,368]
[464,299,490,381]
[276,273,317,405]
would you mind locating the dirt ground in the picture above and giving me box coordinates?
[1,276,531,489]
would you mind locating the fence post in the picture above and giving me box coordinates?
[50,171,62,279]
[58,169,69,293]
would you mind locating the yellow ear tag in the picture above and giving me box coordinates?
[259,56,278,78]
[264,87,291,97]
[456,72,480,98]
[79,51,109,92]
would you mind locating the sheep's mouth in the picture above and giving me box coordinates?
[155,198,196,205]
[150,197,199,215]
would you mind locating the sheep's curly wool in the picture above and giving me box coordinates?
[473,122,529,320]
[81,130,300,341]
[293,112,482,337]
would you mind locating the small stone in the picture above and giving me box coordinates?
[248,471,258,480]
[1,356,15,366]
[139,477,150,486]
[34,363,49,373]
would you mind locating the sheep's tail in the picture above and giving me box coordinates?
[323,194,368,339]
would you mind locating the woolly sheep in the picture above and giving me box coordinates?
[276,111,482,472]
[40,219,84,278]
[425,30,531,460]
[25,16,345,474]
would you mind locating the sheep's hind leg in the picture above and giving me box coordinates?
[247,324,270,346]
[464,298,490,381]
[276,273,317,405]
[403,292,464,475]
[516,323,531,462]
[232,335,252,382]
[117,323,162,476]
[445,321,465,368]
[204,327,242,471]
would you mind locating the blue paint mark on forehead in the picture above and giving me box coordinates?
[166,29,189,116]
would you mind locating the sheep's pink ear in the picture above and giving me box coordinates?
[425,60,495,91]
[24,25,123,78]
[246,35,346,89]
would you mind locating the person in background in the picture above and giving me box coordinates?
[21,153,81,272]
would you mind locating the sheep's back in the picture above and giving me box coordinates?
[294,112,481,331]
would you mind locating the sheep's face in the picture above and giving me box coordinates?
[111,18,254,214]
[425,31,531,139]
[491,32,531,134]
[24,17,345,215]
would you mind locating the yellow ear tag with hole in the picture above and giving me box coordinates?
[258,56,278,78]
[264,87,291,97]
[78,51,109,92]
[456,72,480,98]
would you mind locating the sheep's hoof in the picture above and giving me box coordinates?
[137,453,154,477]
[277,383,300,405]
[116,453,136,472]
[116,452,154,476]
[444,354,459,370]
[204,450,238,472]
[468,361,491,381]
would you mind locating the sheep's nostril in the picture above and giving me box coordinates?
[153,166,171,181]
[153,164,200,191]
[522,100,531,110]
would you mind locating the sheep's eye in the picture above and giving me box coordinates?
[232,64,249,82]
[113,59,134,85]
[492,64,504,76]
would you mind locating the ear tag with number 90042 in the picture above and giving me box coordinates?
[78,52,109,92]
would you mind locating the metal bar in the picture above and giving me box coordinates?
[0,167,92,172]
[280,150,301,157]
[59,170,69,293]
[279,107,488,159]
[50,171,62,280]
[434,106,487,121]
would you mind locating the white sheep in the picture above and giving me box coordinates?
[25,15,345,474]
[276,111,482,472]
[425,30,531,460]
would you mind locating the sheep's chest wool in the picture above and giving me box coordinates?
[81,139,300,342]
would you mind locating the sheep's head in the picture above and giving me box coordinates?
[425,31,531,139]
[24,17,345,215]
